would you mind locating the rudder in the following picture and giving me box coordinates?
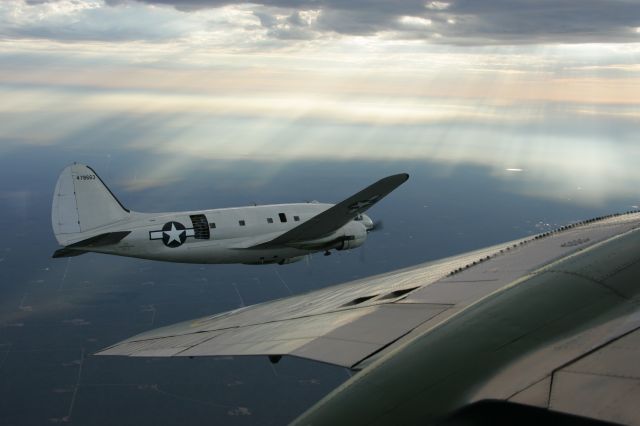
[52,163,130,245]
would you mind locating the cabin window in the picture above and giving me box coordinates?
[294,215,300,222]
[279,213,287,223]
[239,220,246,226]
[267,218,274,224]
[209,223,216,229]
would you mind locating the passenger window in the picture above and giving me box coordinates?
[267,218,274,224]
[279,213,287,223]
[294,215,300,222]
[209,223,216,229]
[239,220,246,226]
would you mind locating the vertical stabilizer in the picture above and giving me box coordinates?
[52,164,130,245]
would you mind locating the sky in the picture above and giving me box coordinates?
[1,2,640,424]
[1,1,640,206]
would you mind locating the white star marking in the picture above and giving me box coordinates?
[349,195,381,212]
[164,223,184,244]
[351,200,372,210]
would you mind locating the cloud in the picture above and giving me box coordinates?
[441,0,640,45]
[0,0,201,42]
[3,0,640,45]
[251,9,320,40]
[111,0,640,44]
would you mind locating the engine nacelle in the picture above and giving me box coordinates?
[278,256,305,265]
[336,221,367,251]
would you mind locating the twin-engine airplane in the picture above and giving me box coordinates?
[51,164,408,264]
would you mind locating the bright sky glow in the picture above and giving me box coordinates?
[1,0,640,204]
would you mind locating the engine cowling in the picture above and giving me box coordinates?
[278,256,305,265]
[336,221,367,251]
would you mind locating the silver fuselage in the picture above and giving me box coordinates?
[79,203,369,264]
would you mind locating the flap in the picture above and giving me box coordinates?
[97,303,446,368]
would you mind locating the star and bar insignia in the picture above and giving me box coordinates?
[348,195,381,213]
[149,221,195,248]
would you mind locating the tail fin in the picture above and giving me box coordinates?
[52,163,130,245]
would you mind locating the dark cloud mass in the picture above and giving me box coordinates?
[112,0,640,44]
[446,0,640,44]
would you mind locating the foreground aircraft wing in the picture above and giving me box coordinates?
[249,173,409,249]
[98,209,640,394]
[289,212,640,426]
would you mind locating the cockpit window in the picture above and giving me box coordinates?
[355,215,363,221]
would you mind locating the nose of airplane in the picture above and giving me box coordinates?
[362,214,374,230]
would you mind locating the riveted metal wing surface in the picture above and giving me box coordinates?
[99,212,640,396]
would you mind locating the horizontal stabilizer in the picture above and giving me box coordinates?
[52,248,87,258]
[66,231,131,248]
[51,231,130,258]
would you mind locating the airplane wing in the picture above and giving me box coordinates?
[96,234,509,366]
[290,212,640,426]
[248,173,409,249]
[98,208,640,398]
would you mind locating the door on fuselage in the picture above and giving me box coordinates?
[190,214,211,240]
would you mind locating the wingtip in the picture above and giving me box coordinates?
[389,172,409,183]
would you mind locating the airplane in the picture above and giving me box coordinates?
[51,163,408,265]
[98,210,640,425]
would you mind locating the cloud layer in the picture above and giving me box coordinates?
[110,0,640,44]
[3,0,640,45]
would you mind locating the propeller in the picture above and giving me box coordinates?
[361,219,384,263]
[367,220,384,233]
